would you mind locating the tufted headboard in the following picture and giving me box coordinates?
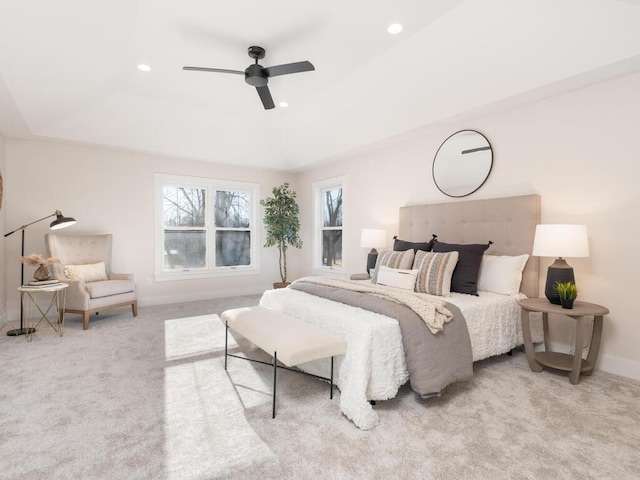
[398,194,541,298]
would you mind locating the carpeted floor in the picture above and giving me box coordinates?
[1,295,639,480]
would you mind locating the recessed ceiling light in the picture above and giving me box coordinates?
[387,23,403,35]
[278,102,289,108]
[137,64,151,72]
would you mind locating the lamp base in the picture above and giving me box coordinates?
[6,327,36,337]
[366,249,379,275]
[545,258,575,305]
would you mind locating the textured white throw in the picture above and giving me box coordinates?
[293,276,453,334]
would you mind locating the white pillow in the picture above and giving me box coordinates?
[375,265,419,291]
[477,254,529,295]
[64,262,108,283]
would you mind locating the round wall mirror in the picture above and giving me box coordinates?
[432,130,493,198]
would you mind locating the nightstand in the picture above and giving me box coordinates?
[519,298,609,385]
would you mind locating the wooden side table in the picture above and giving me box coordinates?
[519,298,609,385]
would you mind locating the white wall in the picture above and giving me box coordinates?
[0,132,6,325]
[3,72,639,380]
[3,140,294,317]
[296,71,640,380]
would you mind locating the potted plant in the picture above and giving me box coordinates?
[260,182,302,288]
[20,253,60,281]
[554,281,578,309]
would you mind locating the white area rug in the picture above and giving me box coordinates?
[1,299,639,479]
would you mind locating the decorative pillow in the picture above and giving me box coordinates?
[413,250,459,296]
[393,235,437,253]
[371,249,415,284]
[432,240,492,295]
[64,262,108,283]
[376,265,419,291]
[477,254,530,295]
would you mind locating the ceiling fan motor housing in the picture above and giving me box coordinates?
[245,64,268,87]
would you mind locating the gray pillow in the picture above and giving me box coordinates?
[432,240,492,295]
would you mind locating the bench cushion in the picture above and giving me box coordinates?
[222,306,346,367]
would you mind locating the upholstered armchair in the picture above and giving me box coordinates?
[44,233,137,330]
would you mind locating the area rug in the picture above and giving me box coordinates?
[1,301,639,479]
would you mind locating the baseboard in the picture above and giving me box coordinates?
[138,284,270,307]
[597,354,640,382]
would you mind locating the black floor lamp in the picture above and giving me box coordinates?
[4,210,77,336]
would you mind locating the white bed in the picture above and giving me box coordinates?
[260,286,542,429]
[261,195,543,429]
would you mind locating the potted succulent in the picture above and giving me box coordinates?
[554,281,578,309]
[260,182,302,288]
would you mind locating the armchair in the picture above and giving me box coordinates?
[45,233,137,330]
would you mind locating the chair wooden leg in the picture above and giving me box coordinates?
[132,301,138,317]
[83,312,90,330]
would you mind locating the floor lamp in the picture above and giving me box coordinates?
[4,210,77,336]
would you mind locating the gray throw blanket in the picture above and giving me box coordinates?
[291,280,473,397]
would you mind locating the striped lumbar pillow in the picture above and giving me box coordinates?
[414,250,459,296]
[371,249,415,284]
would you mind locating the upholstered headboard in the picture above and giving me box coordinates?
[398,194,541,298]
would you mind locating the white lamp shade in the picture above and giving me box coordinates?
[360,229,387,249]
[532,224,589,258]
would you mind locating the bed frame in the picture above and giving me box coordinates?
[398,194,541,298]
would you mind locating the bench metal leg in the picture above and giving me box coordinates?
[272,351,278,419]
[225,331,339,419]
[330,356,334,399]
[224,322,228,371]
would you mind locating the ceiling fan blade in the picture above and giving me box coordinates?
[264,61,315,78]
[256,86,275,110]
[183,66,244,75]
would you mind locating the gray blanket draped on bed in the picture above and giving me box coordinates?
[290,282,473,397]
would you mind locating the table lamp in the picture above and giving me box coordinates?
[360,229,387,275]
[532,224,589,305]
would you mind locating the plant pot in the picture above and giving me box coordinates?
[33,264,52,281]
[560,298,575,309]
[273,282,290,289]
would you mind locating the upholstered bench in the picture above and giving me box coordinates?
[222,306,347,418]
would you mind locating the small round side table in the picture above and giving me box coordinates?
[18,283,68,342]
[519,298,609,385]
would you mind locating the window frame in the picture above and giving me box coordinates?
[312,176,346,275]
[154,173,260,281]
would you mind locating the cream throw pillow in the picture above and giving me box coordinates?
[477,254,529,295]
[376,265,419,291]
[64,262,108,283]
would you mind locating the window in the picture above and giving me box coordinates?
[155,174,259,280]
[313,177,345,273]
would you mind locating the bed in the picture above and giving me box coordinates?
[260,194,542,429]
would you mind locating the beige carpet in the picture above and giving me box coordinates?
[1,296,639,480]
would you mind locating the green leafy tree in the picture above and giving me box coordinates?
[260,183,302,283]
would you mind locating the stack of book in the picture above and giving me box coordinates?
[21,279,66,289]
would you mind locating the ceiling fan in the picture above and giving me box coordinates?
[183,46,315,110]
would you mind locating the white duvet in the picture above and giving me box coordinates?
[259,287,542,430]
